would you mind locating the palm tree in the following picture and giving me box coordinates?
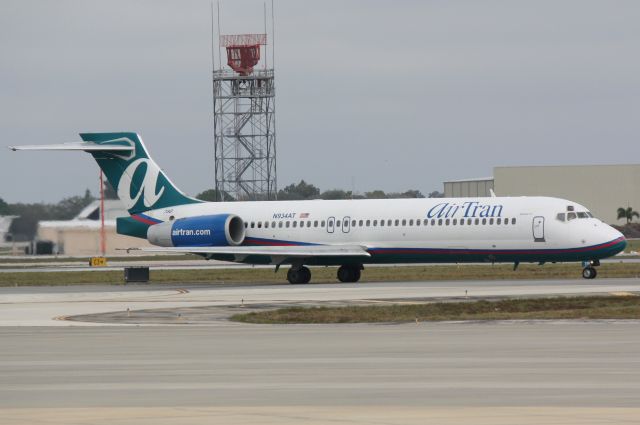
[617,207,639,224]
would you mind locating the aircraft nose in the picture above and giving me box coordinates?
[604,225,627,255]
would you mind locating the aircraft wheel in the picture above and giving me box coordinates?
[287,266,311,284]
[337,265,361,283]
[582,266,597,280]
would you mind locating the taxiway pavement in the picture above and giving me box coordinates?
[1,278,640,326]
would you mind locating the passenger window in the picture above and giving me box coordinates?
[244,222,248,228]
[511,218,516,225]
[438,219,443,226]
[307,221,312,227]
[424,219,428,225]
[299,221,304,227]
[416,219,420,226]
[460,219,464,226]
[264,222,269,228]
[272,221,276,228]
[279,221,283,228]
[453,219,457,225]
[373,220,378,226]
[431,219,435,226]
[475,218,479,225]
[321,220,326,227]
[402,219,406,226]
[366,220,371,226]
[567,212,576,221]
[380,220,385,227]
[409,219,414,226]
[556,213,565,222]
[489,218,494,225]
[314,220,318,227]
[445,219,450,225]
[497,218,501,225]
[395,219,400,226]
[352,220,356,227]
[359,220,364,227]
[292,221,297,228]
[251,222,255,228]
[387,219,392,226]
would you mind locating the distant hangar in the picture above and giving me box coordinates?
[444,164,640,224]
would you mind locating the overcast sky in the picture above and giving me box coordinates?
[1,0,639,203]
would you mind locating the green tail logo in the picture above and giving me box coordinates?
[80,132,201,214]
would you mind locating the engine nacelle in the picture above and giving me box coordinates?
[147,214,245,247]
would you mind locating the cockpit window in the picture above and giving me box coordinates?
[556,213,565,222]
[577,212,588,218]
[587,212,594,218]
[567,212,577,221]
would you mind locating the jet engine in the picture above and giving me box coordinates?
[147,214,245,247]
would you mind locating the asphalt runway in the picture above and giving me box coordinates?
[1,279,639,424]
[1,323,639,424]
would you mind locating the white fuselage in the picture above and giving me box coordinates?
[141,196,625,265]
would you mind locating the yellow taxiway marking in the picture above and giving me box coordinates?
[609,291,638,297]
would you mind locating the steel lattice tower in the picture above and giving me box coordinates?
[213,34,277,201]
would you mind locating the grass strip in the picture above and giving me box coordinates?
[0,263,639,287]
[0,254,202,264]
[231,295,640,324]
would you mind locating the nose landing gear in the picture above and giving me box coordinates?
[582,260,600,279]
[582,267,597,279]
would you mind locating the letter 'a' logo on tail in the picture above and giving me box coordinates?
[117,158,165,210]
[80,132,201,214]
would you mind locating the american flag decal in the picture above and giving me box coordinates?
[299,213,309,218]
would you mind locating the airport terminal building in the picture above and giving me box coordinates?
[444,164,640,224]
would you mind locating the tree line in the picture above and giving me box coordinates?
[196,180,444,202]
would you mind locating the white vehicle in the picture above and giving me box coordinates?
[10,133,626,283]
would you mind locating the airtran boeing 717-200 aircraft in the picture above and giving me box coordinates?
[10,133,626,283]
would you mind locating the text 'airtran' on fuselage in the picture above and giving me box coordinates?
[427,202,504,219]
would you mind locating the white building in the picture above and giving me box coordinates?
[444,164,640,224]
[37,200,154,256]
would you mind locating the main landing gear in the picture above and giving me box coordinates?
[285,264,363,284]
[337,264,362,283]
[287,266,311,284]
[582,260,600,280]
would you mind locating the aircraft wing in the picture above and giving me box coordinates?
[137,244,371,259]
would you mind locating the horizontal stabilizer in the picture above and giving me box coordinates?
[8,142,134,152]
[138,244,371,258]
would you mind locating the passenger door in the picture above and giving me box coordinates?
[327,216,335,233]
[532,216,545,242]
[342,216,351,233]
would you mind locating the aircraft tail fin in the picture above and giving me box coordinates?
[10,132,201,214]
